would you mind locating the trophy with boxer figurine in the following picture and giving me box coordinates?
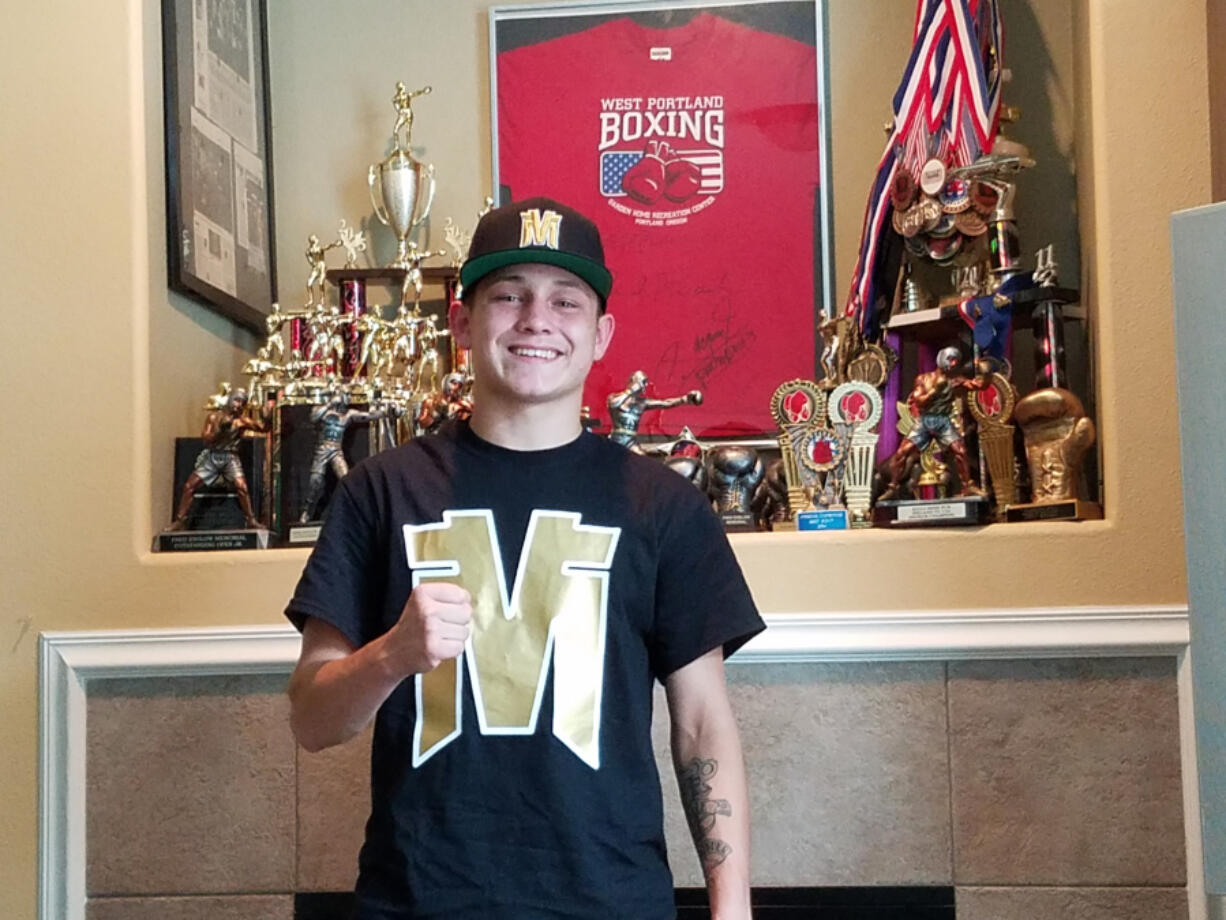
[606,370,701,452]
[158,384,271,551]
[873,346,991,527]
[369,82,437,269]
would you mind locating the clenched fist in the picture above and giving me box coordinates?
[387,581,472,676]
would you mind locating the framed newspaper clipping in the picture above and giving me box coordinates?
[162,0,278,333]
[490,0,833,438]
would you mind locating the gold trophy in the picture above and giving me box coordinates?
[769,380,848,531]
[1006,388,1102,522]
[965,370,1019,515]
[828,381,884,527]
[369,82,437,269]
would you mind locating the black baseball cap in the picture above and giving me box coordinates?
[460,197,613,303]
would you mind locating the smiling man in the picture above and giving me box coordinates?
[284,197,764,920]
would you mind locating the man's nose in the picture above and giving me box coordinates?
[515,295,553,332]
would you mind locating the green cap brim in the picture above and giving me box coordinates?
[460,248,613,300]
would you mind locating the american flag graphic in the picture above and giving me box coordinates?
[599,149,725,197]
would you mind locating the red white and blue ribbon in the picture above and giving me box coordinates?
[843,0,1004,334]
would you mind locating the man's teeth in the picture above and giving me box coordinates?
[510,347,560,359]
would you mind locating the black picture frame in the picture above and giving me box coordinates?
[162,0,278,334]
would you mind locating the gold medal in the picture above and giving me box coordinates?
[954,209,988,236]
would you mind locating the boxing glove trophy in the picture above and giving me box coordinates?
[1005,388,1102,522]
[706,445,764,533]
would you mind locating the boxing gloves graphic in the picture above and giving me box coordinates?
[621,141,666,204]
[663,148,701,203]
[620,141,702,205]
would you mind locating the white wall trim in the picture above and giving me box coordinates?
[38,604,1190,918]
[37,626,297,920]
[1181,648,1210,920]
[740,603,1191,662]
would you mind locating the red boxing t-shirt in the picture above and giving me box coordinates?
[497,12,820,437]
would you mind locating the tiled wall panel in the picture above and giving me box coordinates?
[86,675,296,895]
[949,658,1185,885]
[82,658,1187,906]
[657,662,953,887]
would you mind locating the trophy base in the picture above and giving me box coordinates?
[718,510,758,533]
[848,508,874,529]
[156,528,270,552]
[796,509,850,531]
[1004,499,1103,523]
[873,496,991,528]
[287,523,323,545]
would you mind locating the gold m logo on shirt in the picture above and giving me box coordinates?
[518,208,564,249]
[404,509,620,769]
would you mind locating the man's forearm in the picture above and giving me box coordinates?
[288,629,409,752]
[671,702,753,919]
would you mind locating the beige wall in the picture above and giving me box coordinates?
[0,1,1211,916]
[1211,0,1226,200]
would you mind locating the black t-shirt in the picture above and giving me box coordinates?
[286,421,764,920]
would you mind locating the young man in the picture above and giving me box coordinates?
[285,197,764,920]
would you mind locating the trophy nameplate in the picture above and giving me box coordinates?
[157,529,270,552]
[796,509,850,531]
[1004,499,1103,523]
[287,523,323,545]
[718,510,758,533]
[873,495,990,528]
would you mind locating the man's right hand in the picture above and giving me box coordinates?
[388,582,472,676]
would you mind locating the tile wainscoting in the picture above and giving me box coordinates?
[40,606,1196,919]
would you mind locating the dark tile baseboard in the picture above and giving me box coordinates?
[296,887,956,919]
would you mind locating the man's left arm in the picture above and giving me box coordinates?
[665,647,752,920]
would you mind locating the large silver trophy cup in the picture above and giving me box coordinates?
[368,82,437,269]
[369,151,436,269]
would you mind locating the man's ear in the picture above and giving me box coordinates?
[593,311,616,361]
[449,299,472,349]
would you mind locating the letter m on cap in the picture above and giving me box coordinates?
[519,208,563,249]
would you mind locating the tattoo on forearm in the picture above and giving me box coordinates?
[678,757,733,874]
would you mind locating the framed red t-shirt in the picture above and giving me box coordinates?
[492,3,832,438]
